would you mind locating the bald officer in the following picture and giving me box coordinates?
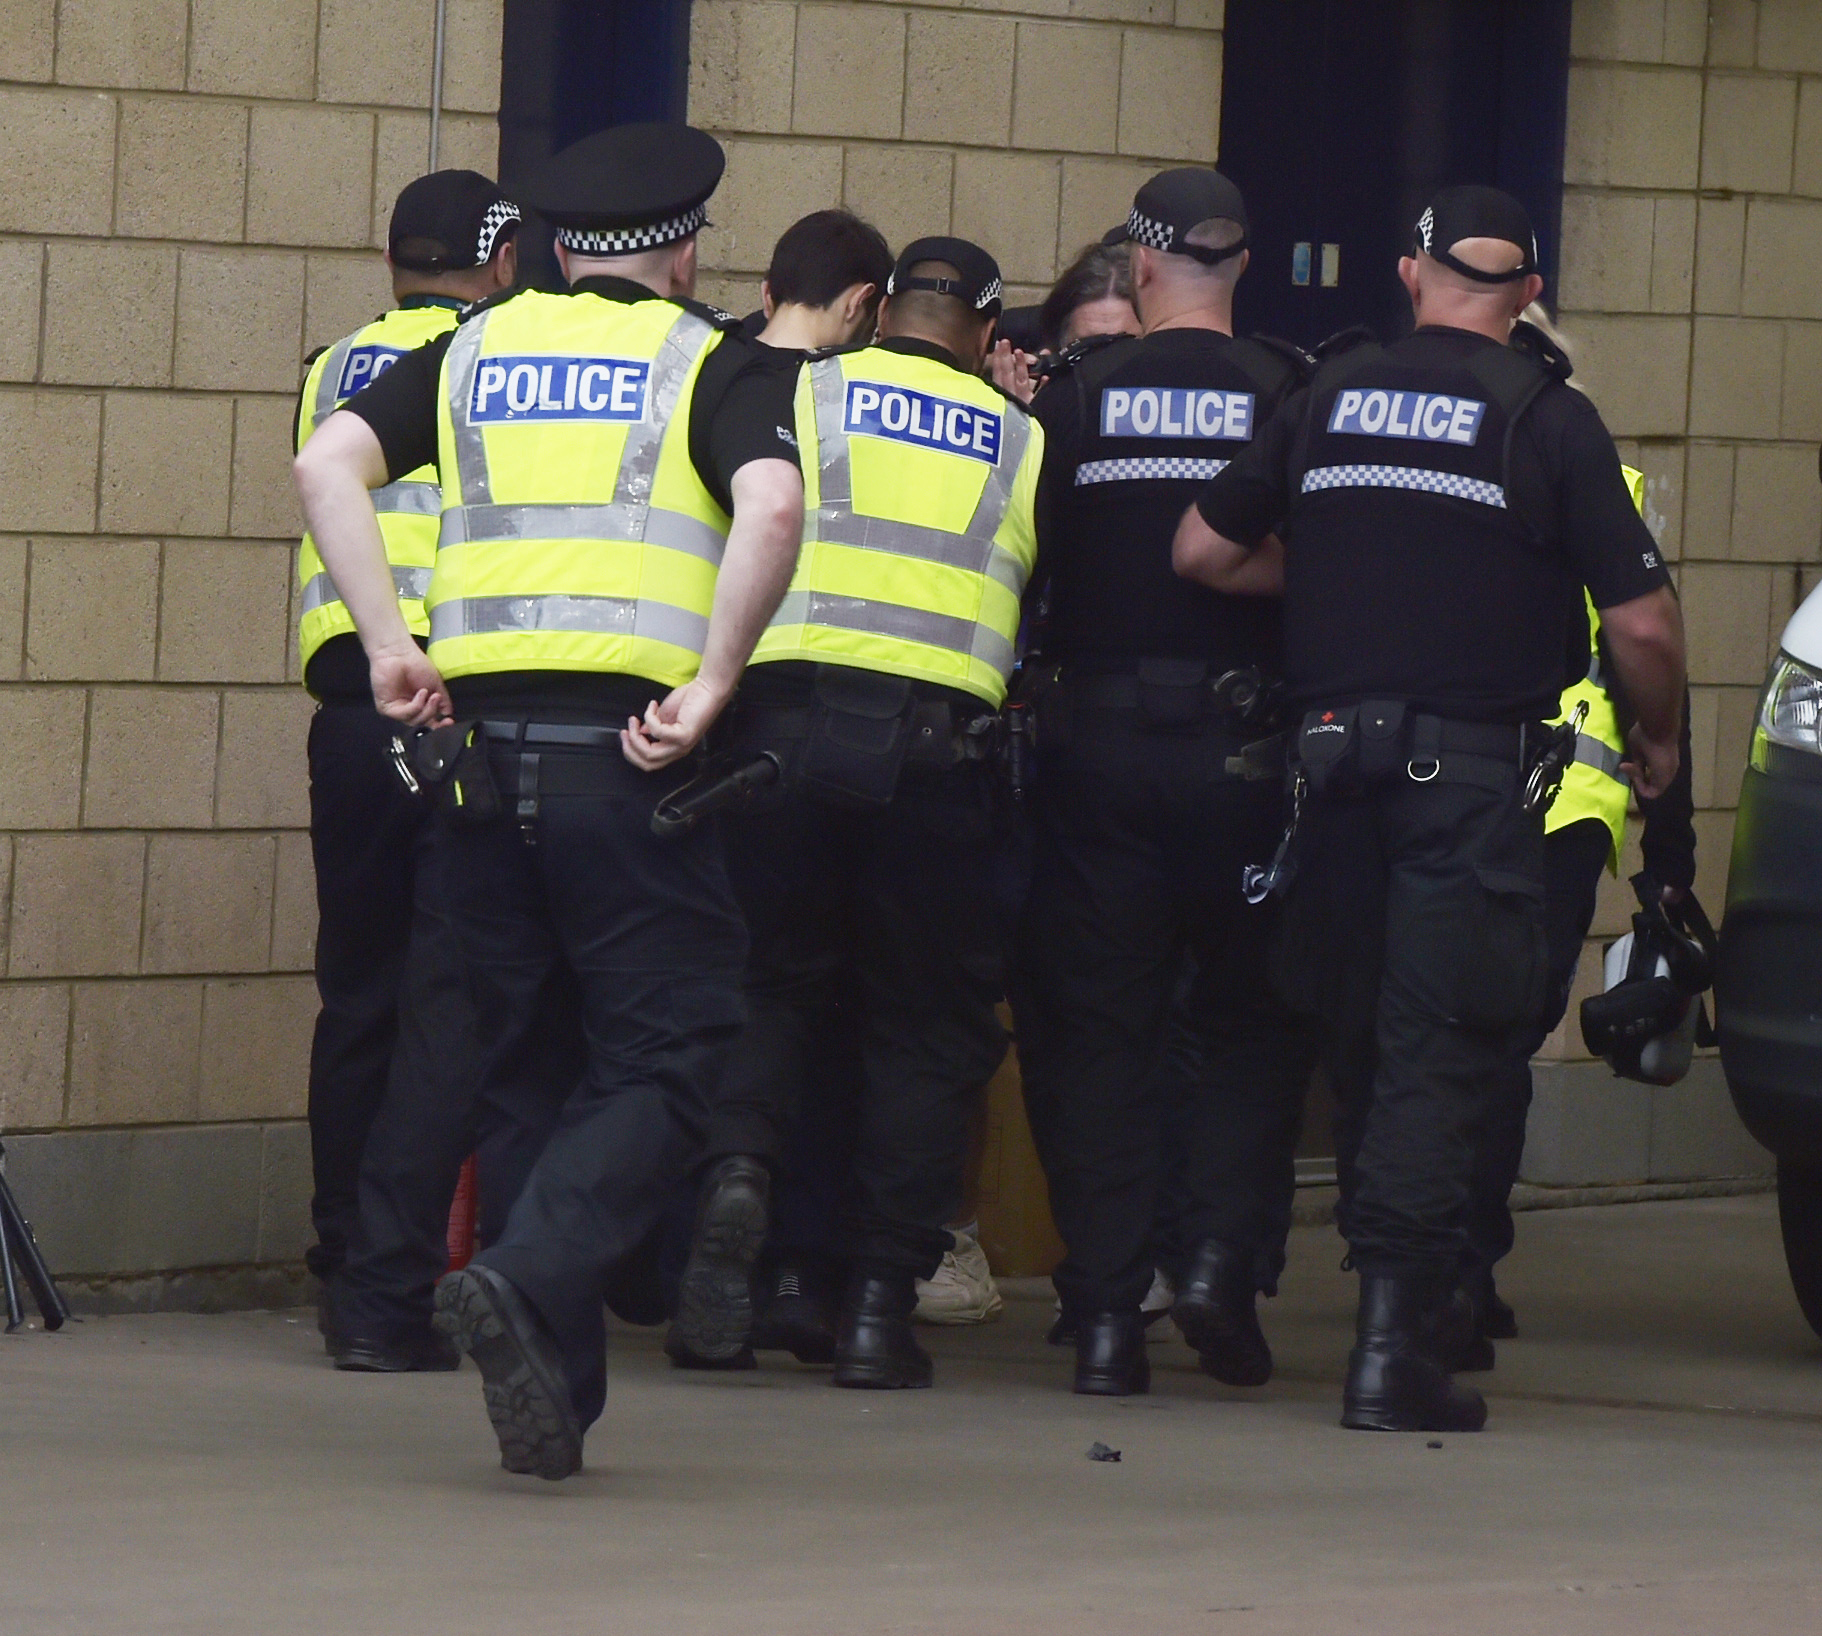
[294,124,806,1480]
[295,170,518,1332]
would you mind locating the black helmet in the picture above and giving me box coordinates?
[1580,874,1717,1086]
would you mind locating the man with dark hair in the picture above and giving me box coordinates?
[754,209,892,352]
[665,238,1045,1391]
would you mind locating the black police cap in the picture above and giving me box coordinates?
[527,123,725,255]
[1103,168,1249,266]
[887,236,1003,317]
[388,170,520,272]
[1413,185,1540,284]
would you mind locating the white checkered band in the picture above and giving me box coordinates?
[1301,463,1506,509]
[1125,208,1174,251]
[477,199,521,263]
[1075,456,1228,486]
[977,275,1002,310]
[557,203,709,255]
[1416,205,1435,253]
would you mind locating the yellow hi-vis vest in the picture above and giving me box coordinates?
[750,347,1043,708]
[294,301,461,672]
[428,290,731,687]
[1545,463,1647,867]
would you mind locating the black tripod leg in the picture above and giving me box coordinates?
[0,1203,23,1334]
[0,1179,68,1331]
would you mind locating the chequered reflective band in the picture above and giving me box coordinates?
[1301,463,1506,509]
[976,276,1002,310]
[478,199,522,262]
[1075,456,1228,486]
[557,204,709,255]
[1125,209,1174,251]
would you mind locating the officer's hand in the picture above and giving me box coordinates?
[1622,723,1678,801]
[622,680,724,771]
[987,340,1036,405]
[370,648,452,728]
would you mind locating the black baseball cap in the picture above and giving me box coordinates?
[527,123,724,255]
[388,170,520,272]
[887,236,1003,317]
[1413,185,1540,283]
[1103,168,1249,265]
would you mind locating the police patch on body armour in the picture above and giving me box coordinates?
[468,356,651,422]
[338,345,408,399]
[1328,388,1485,445]
[843,382,1001,464]
[1100,387,1253,441]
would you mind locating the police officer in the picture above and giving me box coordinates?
[1177,186,1687,1432]
[295,170,518,1343]
[666,238,1042,1389]
[1014,168,1314,1397]
[293,123,806,1479]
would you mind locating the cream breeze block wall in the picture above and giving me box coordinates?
[0,0,501,1283]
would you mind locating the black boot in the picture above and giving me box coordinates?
[665,1156,770,1371]
[1481,1277,1518,1339]
[1074,1311,1150,1396]
[1436,1284,1495,1374]
[1341,1274,1487,1433]
[1171,1239,1273,1387]
[832,1273,932,1389]
[750,1256,838,1365]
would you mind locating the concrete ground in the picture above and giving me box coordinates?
[4,1195,1820,1636]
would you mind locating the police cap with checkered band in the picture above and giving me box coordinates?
[527,123,725,257]
[1102,168,1249,266]
[886,236,1004,318]
[1411,185,1540,284]
[388,169,521,272]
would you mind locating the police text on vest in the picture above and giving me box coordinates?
[1328,389,1484,444]
[338,346,407,400]
[1100,388,1253,441]
[469,356,651,422]
[843,383,1001,464]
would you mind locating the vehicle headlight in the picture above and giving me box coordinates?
[1753,654,1822,765]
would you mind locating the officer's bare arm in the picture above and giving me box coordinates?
[1598,583,1686,801]
[293,410,451,726]
[622,457,805,772]
[1172,504,1285,595]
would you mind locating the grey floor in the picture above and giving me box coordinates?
[4,1195,1821,1635]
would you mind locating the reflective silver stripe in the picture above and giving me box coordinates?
[311,337,356,430]
[444,313,495,503]
[615,310,718,507]
[438,502,724,564]
[428,593,708,653]
[372,480,443,517]
[300,565,434,617]
[1574,733,1628,783]
[1301,463,1506,509]
[770,589,1015,678]
[1075,456,1228,485]
[802,357,1031,623]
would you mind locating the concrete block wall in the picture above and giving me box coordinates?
[686,0,1227,315]
[0,1,503,1284]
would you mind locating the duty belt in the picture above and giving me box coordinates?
[733,700,997,767]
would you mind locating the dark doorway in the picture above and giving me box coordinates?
[1217,0,1571,350]
[497,0,694,288]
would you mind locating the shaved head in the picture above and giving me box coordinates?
[1399,241,1543,340]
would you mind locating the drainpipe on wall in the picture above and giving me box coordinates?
[428,0,449,169]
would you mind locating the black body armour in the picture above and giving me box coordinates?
[1283,332,1569,724]
[1043,332,1307,672]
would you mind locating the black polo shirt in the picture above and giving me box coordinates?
[337,275,801,720]
[1195,325,1670,723]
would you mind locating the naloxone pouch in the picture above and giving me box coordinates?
[410,720,500,825]
[1295,705,1357,793]
[799,666,916,807]
[1356,699,1408,782]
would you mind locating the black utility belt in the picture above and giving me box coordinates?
[1293,701,1536,797]
[1065,659,1276,730]
[738,700,995,769]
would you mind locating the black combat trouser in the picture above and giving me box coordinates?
[305,702,427,1280]
[1014,711,1312,1316]
[1282,757,1549,1279]
[701,730,1009,1283]
[444,738,749,1432]
[1465,816,1612,1284]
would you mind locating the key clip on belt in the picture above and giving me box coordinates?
[1523,699,1587,815]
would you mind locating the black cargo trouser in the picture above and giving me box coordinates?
[1465,816,1612,1285]
[1283,761,1549,1279]
[701,736,1009,1283]
[443,739,749,1432]
[305,702,427,1280]
[1014,712,1313,1316]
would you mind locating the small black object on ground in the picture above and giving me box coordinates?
[1086,1441,1122,1463]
